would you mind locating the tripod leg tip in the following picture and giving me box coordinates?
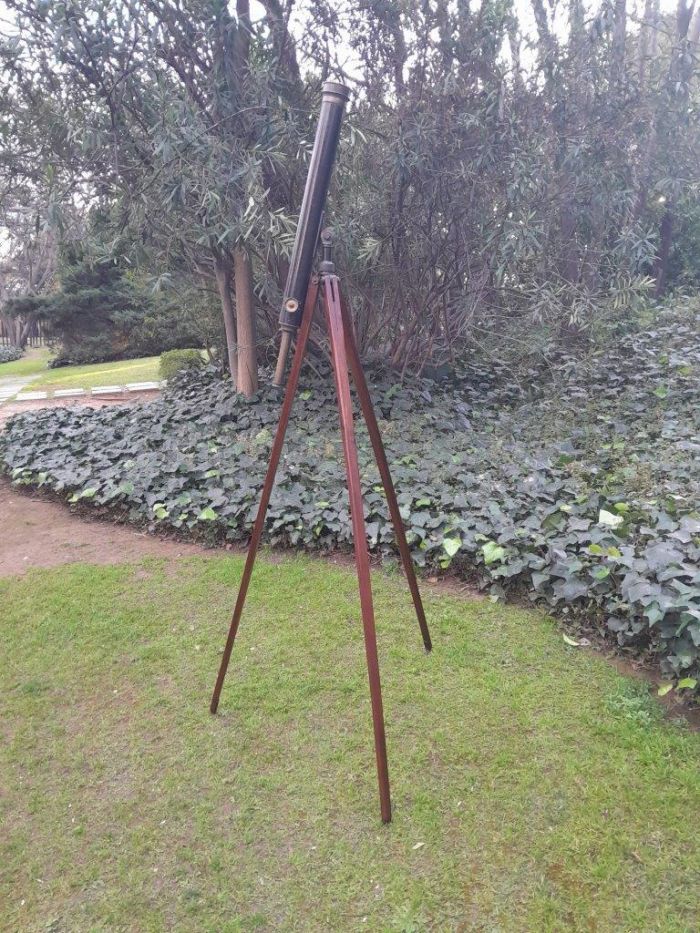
[210,699,219,715]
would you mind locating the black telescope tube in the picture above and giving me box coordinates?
[272,81,350,387]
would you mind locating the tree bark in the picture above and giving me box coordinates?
[691,7,700,45]
[19,318,33,349]
[654,208,673,298]
[638,0,656,84]
[214,253,238,383]
[611,0,627,86]
[234,246,257,397]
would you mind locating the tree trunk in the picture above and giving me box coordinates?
[214,254,238,383]
[611,0,627,86]
[18,318,33,349]
[654,208,673,298]
[234,246,257,397]
[638,0,655,84]
[691,7,700,45]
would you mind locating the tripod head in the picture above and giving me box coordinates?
[272,81,350,388]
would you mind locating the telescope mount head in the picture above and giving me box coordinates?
[319,227,335,274]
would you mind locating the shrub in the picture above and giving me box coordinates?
[0,346,23,364]
[159,349,204,381]
[3,250,209,366]
[2,306,699,687]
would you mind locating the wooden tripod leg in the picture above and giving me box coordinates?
[338,293,432,652]
[322,275,392,823]
[210,281,319,714]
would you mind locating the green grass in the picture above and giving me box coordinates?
[27,355,161,391]
[1,553,699,931]
[0,347,51,379]
[0,350,161,393]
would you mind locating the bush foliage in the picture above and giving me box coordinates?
[159,349,204,382]
[7,247,208,367]
[0,346,23,364]
[2,307,699,685]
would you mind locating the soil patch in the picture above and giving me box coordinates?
[0,475,208,576]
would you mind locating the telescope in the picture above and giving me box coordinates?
[272,81,351,387]
[211,78,432,825]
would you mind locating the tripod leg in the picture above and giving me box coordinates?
[210,281,319,714]
[338,293,432,652]
[322,275,392,824]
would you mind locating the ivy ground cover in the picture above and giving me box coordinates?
[2,554,699,930]
[2,306,699,685]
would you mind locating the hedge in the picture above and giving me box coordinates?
[0,345,23,364]
[160,349,204,381]
[1,306,699,687]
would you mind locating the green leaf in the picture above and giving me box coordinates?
[657,683,673,697]
[443,536,461,558]
[598,509,623,528]
[677,677,697,690]
[562,634,579,647]
[482,541,505,564]
[198,506,217,521]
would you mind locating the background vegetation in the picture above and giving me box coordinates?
[1,2,699,688]
[1,0,699,391]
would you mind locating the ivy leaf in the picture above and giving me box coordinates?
[198,506,218,521]
[598,509,623,528]
[677,677,698,690]
[443,536,461,558]
[657,683,673,697]
[482,541,505,564]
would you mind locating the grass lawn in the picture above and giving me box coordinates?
[0,347,51,380]
[2,553,699,930]
[26,355,161,392]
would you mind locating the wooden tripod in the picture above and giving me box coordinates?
[210,250,432,824]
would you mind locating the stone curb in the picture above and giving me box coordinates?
[3,381,165,405]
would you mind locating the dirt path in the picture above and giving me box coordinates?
[0,477,210,577]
